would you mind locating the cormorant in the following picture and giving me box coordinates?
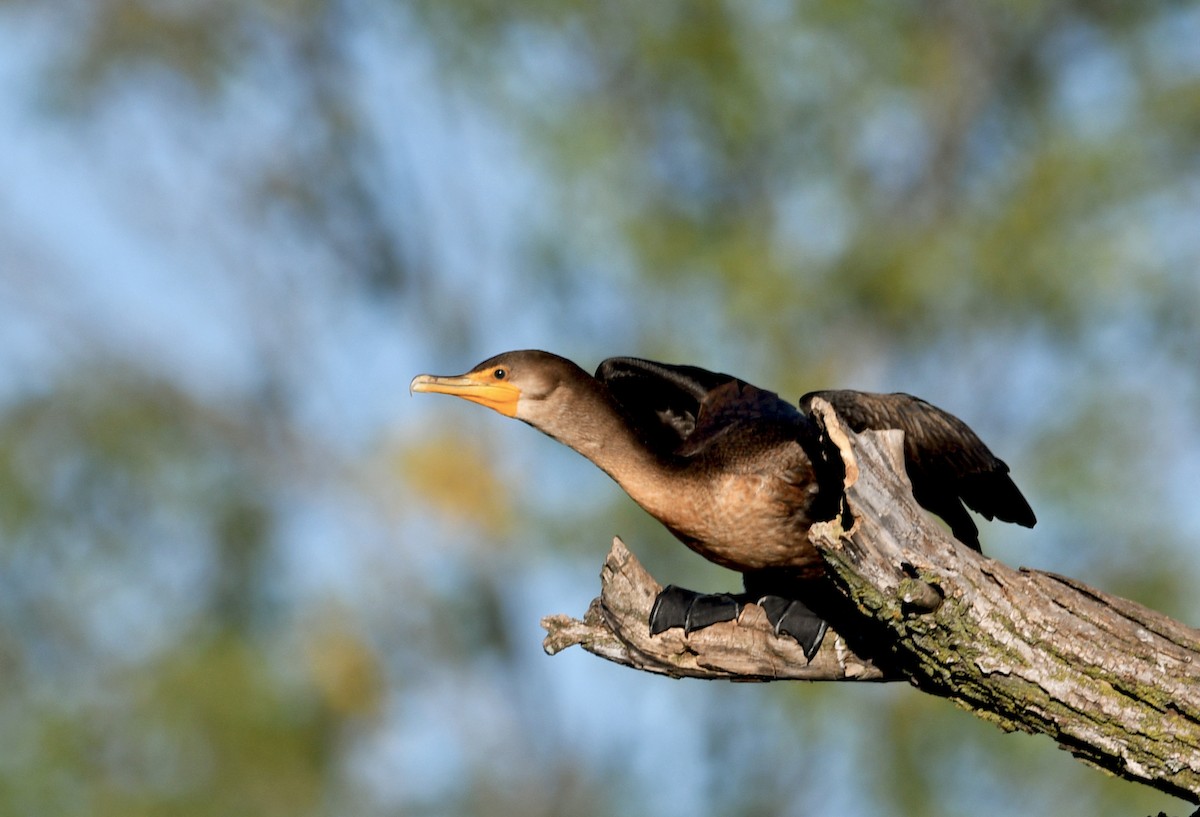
[411,351,1035,658]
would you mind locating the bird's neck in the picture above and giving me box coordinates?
[533,380,679,514]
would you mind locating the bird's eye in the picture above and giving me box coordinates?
[493,368,507,380]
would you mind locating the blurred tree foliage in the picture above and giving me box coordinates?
[1,0,1198,816]
[408,0,1200,348]
[0,371,334,814]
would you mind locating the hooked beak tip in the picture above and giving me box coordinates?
[409,374,433,396]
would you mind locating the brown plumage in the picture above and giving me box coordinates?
[411,350,1036,650]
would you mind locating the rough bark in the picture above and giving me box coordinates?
[541,399,1200,803]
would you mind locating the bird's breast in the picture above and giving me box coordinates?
[653,470,823,572]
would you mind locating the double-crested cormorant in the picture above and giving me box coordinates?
[411,350,1035,658]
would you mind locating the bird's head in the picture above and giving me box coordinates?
[410,350,585,425]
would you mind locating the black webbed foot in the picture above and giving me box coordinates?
[757,596,828,661]
[649,585,828,660]
[649,585,740,635]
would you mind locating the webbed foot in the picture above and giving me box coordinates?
[649,585,740,635]
[757,596,828,661]
[649,586,828,660]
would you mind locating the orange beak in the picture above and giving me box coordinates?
[409,372,520,418]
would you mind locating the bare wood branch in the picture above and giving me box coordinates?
[541,398,1200,803]
[542,537,893,681]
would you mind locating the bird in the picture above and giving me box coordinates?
[410,350,1036,659]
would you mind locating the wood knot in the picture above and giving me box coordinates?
[898,576,944,614]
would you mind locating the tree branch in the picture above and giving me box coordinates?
[541,399,1200,803]
[541,537,893,681]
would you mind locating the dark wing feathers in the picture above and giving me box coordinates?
[596,357,812,461]
[675,379,804,457]
[800,390,1036,549]
[595,357,744,457]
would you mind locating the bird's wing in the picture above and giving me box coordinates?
[597,357,808,460]
[800,390,1036,549]
[678,380,807,457]
[595,357,741,456]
